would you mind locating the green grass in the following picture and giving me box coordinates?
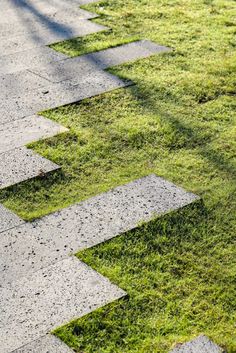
[55,201,236,353]
[1,0,236,351]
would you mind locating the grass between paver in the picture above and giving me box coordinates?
[1,0,236,351]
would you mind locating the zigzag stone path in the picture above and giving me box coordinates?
[0,0,170,189]
[0,1,221,352]
[0,257,125,353]
[0,174,199,286]
[0,175,198,353]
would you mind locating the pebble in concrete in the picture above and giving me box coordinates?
[0,174,199,286]
[0,257,125,353]
[170,335,225,353]
[0,115,68,154]
[30,40,171,84]
[0,204,24,234]
[0,147,60,190]
[12,335,73,353]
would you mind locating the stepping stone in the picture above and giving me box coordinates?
[170,335,225,353]
[12,335,73,353]
[0,174,199,286]
[0,70,52,99]
[0,204,24,233]
[0,0,96,15]
[0,256,125,353]
[0,46,67,74]
[0,115,68,153]
[0,7,96,27]
[0,147,60,190]
[0,9,99,41]
[30,40,171,84]
[0,21,108,56]
[0,71,131,125]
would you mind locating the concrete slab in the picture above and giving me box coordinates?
[0,71,130,125]
[0,147,60,189]
[0,0,96,15]
[12,335,73,353]
[0,257,125,353]
[0,46,67,74]
[85,39,171,69]
[0,70,52,99]
[30,40,171,83]
[0,204,24,233]
[0,115,68,153]
[0,7,96,26]
[0,174,199,286]
[0,21,108,56]
[170,335,224,353]
[0,9,98,40]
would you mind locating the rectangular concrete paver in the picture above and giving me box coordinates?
[30,40,171,83]
[0,147,60,189]
[0,0,97,17]
[0,21,108,56]
[85,39,171,69]
[0,174,199,285]
[0,70,52,99]
[0,71,131,125]
[0,115,68,153]
[0,257,125,353]
[12,335,73,353]
[0,10,99,41]
[0,204,24,233]
[0,47,67,74]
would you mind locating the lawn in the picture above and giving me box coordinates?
[1,0,236,351]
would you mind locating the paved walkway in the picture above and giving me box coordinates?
[0,1,223,352]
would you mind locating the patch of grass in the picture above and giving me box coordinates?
[54,200,236,353]
[1,0,236,351]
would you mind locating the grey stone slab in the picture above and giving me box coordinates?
[0,47,67,74]
[12,335,73,353]
[0,70,52,99]
[170,335,224,353]
[85,39,171,69]
[0,147,60,189]
[0,174,199,285]
[30,40,171,84]
[0,71,130,124]
[0,115,68,153]
[0,7,96,26]
[0,256,125,353]
[29,56,100,84]
[0,204,24,233]
[0,21,108,56]
[0,0,95,15]
[0,8,98,40]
